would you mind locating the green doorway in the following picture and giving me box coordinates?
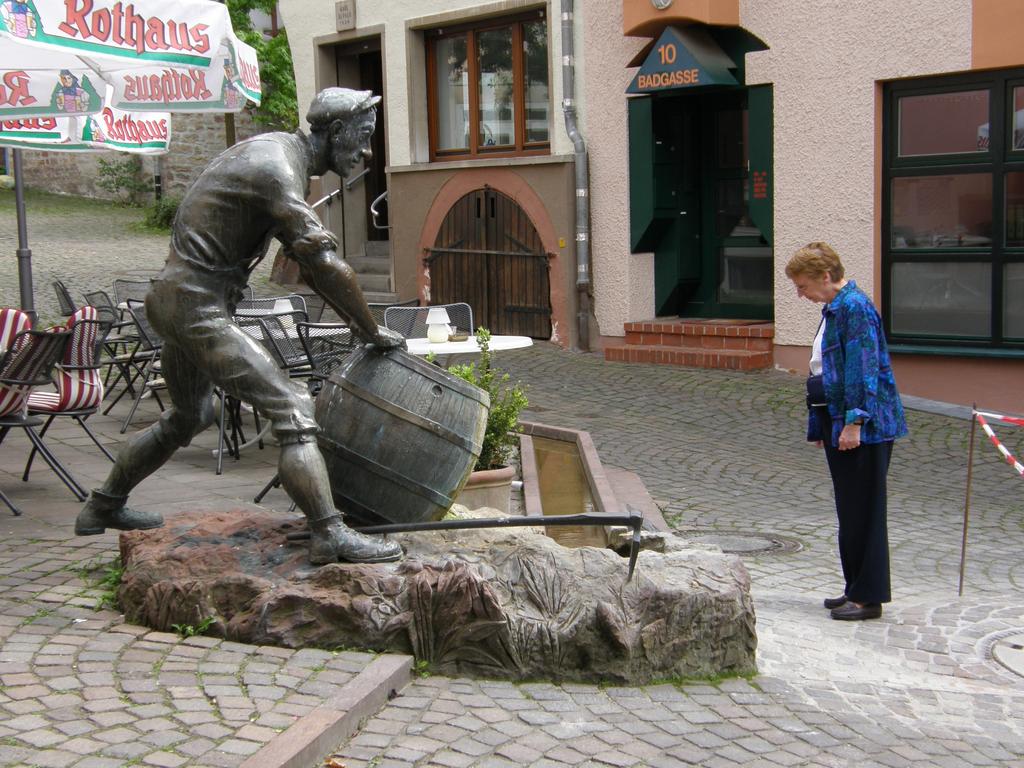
[630,85,774,319]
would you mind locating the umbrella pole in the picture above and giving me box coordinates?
[12,149,36,325]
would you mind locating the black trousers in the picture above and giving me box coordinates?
[821,430,893,605]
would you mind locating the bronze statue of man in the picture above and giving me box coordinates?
[75,88,403,565]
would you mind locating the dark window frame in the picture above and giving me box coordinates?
[883,69,1024,352]
[425,10,550,162]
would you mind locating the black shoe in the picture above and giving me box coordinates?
[76,491,164,535]
[830,602,882,621]
[823,595,848,609]
[309,521,403,564]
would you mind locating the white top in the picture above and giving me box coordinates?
[405,335,534,356]
[809,318,825,376]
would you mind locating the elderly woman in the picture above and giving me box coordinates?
[786,242,908,621]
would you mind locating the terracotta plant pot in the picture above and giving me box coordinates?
[456,464,516,514]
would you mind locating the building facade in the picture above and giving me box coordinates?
[281,0,1023,411]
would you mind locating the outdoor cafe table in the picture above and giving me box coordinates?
[404,335,534,357]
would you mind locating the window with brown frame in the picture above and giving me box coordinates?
[426,11,550,161]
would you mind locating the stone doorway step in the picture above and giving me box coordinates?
[604,318,774,371]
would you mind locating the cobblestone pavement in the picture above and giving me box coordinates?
[2,193,1024,767]
[327,348,1024,768]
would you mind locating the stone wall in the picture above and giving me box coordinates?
[16,111,271,202]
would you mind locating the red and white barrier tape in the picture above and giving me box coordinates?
[973,411,1024,477]
[975,410,1024,428]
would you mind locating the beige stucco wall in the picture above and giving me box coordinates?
[278,1,572,168]
[581,2,655,338]
[741,0,973,348]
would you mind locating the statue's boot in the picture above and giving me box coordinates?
[75,490,165,535]
[309,516,403,564]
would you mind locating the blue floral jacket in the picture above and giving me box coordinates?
[808,281,908,447]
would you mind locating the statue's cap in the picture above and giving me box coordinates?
[306,88,381,130]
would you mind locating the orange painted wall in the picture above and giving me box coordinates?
[622,0,738,37]
[973,0,1024,69]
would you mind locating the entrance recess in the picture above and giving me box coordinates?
[427,188,552,338]
[333,36,387,246]
[630,85,774,319]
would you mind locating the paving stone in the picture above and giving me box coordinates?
[143,751,190,767]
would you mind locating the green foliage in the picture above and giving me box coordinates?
[448,328,528,471]
[226,0,298,131]
[78,556,124,610]
[171,616,217,638]
[95,157,149,206]
[413,659,432,678]
[143,195,180,230]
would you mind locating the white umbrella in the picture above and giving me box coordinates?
[0,28,261,118]
[0,0,262,318]
[1,89,172,152]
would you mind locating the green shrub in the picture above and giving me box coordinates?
[448,327,528,471]
[144,195,180,230]
[96,156,149,206]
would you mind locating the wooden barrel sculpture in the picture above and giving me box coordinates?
[314,345,489,526]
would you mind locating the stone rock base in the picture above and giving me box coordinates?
[118,508,756,684]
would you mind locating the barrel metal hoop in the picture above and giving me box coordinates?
[334,378,483,455]
[381,351,490,408]
[318,435,456,509]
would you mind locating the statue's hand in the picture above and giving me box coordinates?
[369,326,406,351]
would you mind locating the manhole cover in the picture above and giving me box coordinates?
[685,531,803,555]
[992,633,1024,677]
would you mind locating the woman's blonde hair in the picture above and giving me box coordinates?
[785,242,845,281]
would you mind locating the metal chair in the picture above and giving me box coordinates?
[296,293,327,322]
[52,280,78,317]
[368,298,418,327]
[23,307,115,483]
[296,321,356,393]
[235,294,308,319]
[115,300,165,433]
[82,289,138,390]
[112,278,152,308]
[258,311,313,379]
[0,319,82,515]
[383,302,473,338]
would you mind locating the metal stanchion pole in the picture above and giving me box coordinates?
[958,404,978,597]
[12,148,36,324]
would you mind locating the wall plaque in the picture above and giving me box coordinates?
[336,0,355,32]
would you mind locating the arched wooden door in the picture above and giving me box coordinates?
[427,188,552,338]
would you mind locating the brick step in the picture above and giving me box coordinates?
[347,254,392,275]
[604,343,773,371]
[357,273,392,293]
[364,291,400,304]
[623,319,774,352]
[364,240,392,259]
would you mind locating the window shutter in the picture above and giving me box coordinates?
[747,84,773,244]
[629,96,660,252]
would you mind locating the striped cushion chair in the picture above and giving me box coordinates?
[0,308,31,417]
[24,306,115,485]
[0,319,80,515]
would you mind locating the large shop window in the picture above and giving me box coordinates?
[884,72,1024,352]
[426,11,549,161]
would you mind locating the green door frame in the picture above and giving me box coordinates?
[629,86,774,319]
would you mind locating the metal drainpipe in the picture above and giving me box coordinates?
[561,0,591,351]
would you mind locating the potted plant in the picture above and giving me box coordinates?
[447,327,528,513]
